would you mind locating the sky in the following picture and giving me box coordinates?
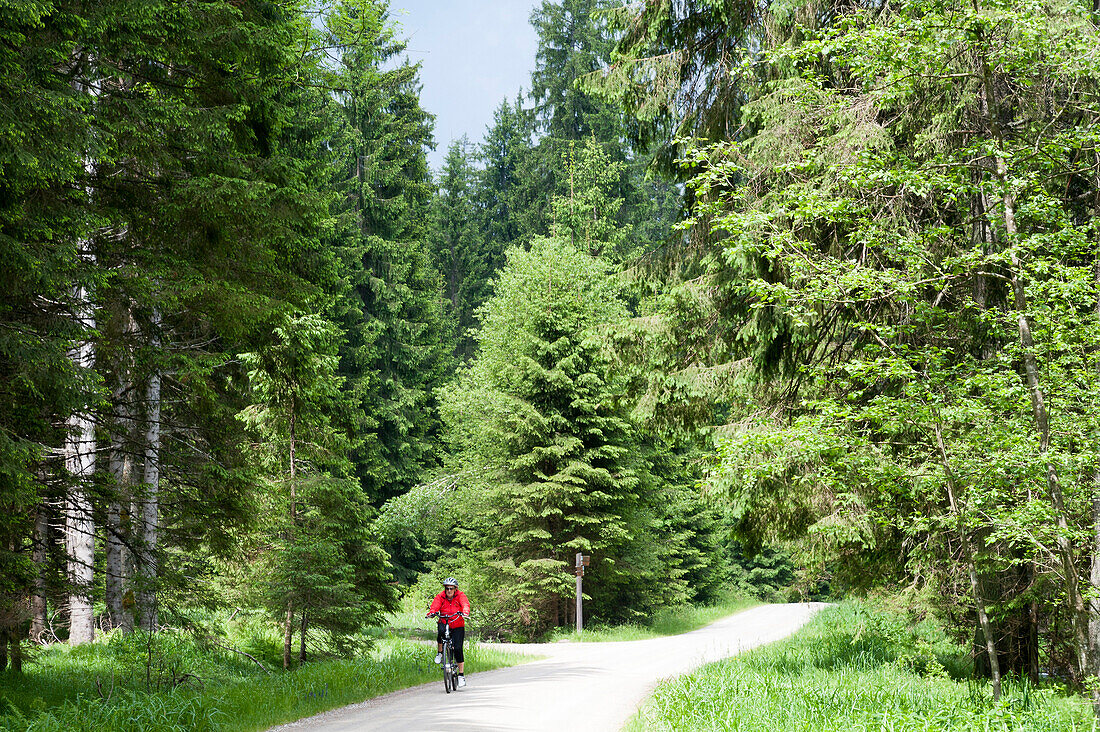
[390,1,542,171]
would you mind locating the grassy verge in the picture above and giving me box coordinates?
[371,596,438,641]
[0,620,528,732]
[625,600,1094,731]
[546,595,759,643]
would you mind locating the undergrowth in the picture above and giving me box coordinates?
[0,609,526,732]
[546,594,759,643]
[626,600,1095,731]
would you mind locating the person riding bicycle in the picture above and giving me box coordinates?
[427,577,471,688]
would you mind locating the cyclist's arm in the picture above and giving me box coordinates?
[459,591,470,618]
[426,593,443,617]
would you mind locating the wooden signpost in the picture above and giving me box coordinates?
[575,553,590,633]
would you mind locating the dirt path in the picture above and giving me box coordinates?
[269,602,827,732]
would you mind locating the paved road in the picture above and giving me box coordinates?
[270,603,827,732]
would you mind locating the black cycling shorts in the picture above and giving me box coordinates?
[437,623,465,663]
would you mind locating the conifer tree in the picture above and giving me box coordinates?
[87,0,348,633]
[550,136,630,256]
[430,137,488,361]
[239,312,395,669]
[477,96,531,256]
[327,0,453,505]
[530,0,621,141]
[521,0,680,262]
[1,0,366,652]
[441,238,643,633]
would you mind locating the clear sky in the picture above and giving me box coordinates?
[390,0,541,171]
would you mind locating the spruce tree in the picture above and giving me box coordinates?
[239,312,394,668]
[522,0,681,262]
[476,96,531,257]
[0,1,94,656]
[441,237,644,633]
[430,137,487,361]
[530,0,621,141]
[327,0,453,505]
[1,0,367,651]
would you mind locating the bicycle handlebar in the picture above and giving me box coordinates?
[426,611,468,619]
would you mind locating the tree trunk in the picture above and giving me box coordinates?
[933,420,1001,700]
[106,443,133,632]
[284,404,297,671]
[977,46,1090,684]
[299,609,307,663]
[997,169,1089,678]
[64,59,98,648]
[9,631,22,673]
[31,503,49,642]
[64,280,96,646]
[1090,254,1100,713]
[1091,487,1100,712]
[106,308,137,633]
[283,602,294,670]
[289,405,296,524]
[137,350,161,632]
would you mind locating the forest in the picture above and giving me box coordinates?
[3,0,1100,726]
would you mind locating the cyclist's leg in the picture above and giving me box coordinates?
[435,623,445,662]
[452,626,465,674]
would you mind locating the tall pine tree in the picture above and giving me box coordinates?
[327,0,453,505]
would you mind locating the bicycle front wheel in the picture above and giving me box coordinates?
[442,642,453,694]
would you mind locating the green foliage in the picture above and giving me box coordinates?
[547,594,758,642]
[0,0,365,648]
[430,137,497,361]
[327,0,453,505]
[0,0,449,678]
[476,95,531,254]
[610,0,1100,686]
[550,136,630,256]
[725,544,799,604]
[0,622,528,732]
[530,0,622,142]
[238,306,396,653]
[628,601,1092,731]
[504,0,682,260]
[439,237,658,635]
[372,477,469,585]
[0,0,726,725]
[0,0,90,574]
[594,0,765,174]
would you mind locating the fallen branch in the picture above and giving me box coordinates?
[210,639,271,673]
[95,674,115,702]
[174,672,204,689]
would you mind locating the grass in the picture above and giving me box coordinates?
[0,611,528,732]
[546,594,759,643]
[371,596,438,641]
[625,600,1096,732]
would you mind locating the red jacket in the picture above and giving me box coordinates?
[428,589,470,628]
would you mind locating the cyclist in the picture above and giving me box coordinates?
[426,577,471,688]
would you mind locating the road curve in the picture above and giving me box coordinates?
[269,602,827,732]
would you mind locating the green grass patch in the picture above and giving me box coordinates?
[368,594,438,641]
[546,595,759,643]
[626,600,1094,731]
[0,617,528,732]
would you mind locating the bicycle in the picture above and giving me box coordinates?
[428,611,463,693]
